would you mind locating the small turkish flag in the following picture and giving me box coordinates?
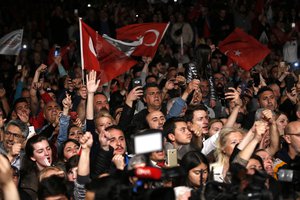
[219,28,270,71]
[116,23,169,58]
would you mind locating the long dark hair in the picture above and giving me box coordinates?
[193,44,211,79]
[180,151,210,188]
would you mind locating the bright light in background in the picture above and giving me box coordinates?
[87,4,91,7]
[22,44,27,49]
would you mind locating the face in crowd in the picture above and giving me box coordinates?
[43,101,60,124]
[168,121,192,145]
[30,138,53,171]
[108,128,127,155]
[143,86,162,111]
[191,110,209,135]
[94,93,110,114]
[258,90,277,111]
[3,123,26,152]
[146,110,166,130]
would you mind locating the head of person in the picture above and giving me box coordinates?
[38,175,69,200]
[255,149,274,175]
[13,97,30,118]
[215,127,244,164]
[163,117,192,146]
[208,119,223,137]
[143,83,162,111]
[268,83,280,100]
[25,135,53,171]
[43,101,60,124]
[213,73,226,92]
[149,150,165,163]
[146,110,166,130]
[39,166,65,182]
[93,92,109,114]
[146,75,158,84]
[257,86,277,111]
[60,139,80,162]
[180,151,210,188]
[246,155,264,175]
[193,44,211,70]
[65,155,79,182]
[105,125,126,155]
[94,110,115,134]
[21,88,31,104]
[3,120,29,152]
[67,125,84,141]
[275,111,289,135]
[199,78,209,98]
[283,121,300,159]
[185,105,209,135]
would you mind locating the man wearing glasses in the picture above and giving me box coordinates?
[0,119,29,169]
[278,121,300,165]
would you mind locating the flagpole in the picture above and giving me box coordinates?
[78,17,85,85]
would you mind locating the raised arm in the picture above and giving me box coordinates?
[76,85,87,122]
[224,87,243,128]
[262,109,279,156]
[86,70,100,120]
[0,154,20,200]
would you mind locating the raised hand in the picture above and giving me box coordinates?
[286,87,298,104]
[0,87,6,99]
[253,121,267,142]
[62,93,72,110]
[8,142,22,157]
[126,86,143,106]
[225,87,242,106]
[261,109,275,124]
[99,130,111,151]
[142,56,152,65]
[73,118,83,128]
[86,70,100,93]
[188,123,203,137]
[112,154,125,170]
[17,110,29,123]
[79,131,93,149]
[36,64,47,74]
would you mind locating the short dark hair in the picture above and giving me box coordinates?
[38,175,69,199]
[143,83,161,97]
[13,97,28,111]
[185,104,208,122]
[163,117,186,141]
[105,125,123,133]
[257,86,274,100]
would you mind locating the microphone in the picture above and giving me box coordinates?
[133,166,162,180]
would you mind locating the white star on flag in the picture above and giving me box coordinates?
[234,50,241,56]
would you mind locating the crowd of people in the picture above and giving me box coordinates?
[0,0,300,199]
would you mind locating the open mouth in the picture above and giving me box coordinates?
[44,157,51,166]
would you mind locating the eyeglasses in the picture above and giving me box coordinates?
[285,133,300,137]
[4,131,25,139]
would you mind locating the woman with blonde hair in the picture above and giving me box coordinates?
[210,127,244,182]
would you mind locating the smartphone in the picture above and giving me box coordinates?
[132,78,142,89]
[166,149,178,167]
[27,126,36,139]
[224,82,235,93]
[286,75,295,93]
[253,73,260,87]
[133,130,163,154]
[54,46,61,57]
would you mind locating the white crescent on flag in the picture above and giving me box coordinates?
[142,29,160,47]
[88,37,97,57]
